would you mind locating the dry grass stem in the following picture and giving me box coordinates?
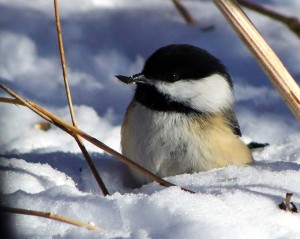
[278,193,298,213]
[285,193,293,210]
[171,0,197,25]
[0,97,25,105]
[53,0,109,195]
[214,0,300,121]
[237,0,300,38]
[0,84,194,193]
[54,0,76,125]
[0,205,102,231]
[74,137,110,195]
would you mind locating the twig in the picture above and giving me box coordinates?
[214,0,300,122]
[53,0,109,196]
[278,193,298,213]
[54,0,76,126]
[284,193,298,213]
[237,0,300,38]
[0,85,194,194]
[285,193,293,210]
[171,0,197,25]
[0,205,102,231]
[0,97,25,105]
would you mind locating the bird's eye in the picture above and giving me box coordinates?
[167,73,179,82]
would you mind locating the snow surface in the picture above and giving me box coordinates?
[0,0,300,238]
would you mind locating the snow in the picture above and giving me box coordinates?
[0,0,299,238]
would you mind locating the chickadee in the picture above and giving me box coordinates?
[116,44,252,185]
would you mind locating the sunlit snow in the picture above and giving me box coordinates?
[0,0,299,238]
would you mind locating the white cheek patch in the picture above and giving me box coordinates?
[154,74,233,113]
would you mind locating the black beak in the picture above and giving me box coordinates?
[115,73,149,84]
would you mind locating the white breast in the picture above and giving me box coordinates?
[121,102,227,184]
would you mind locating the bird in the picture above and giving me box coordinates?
[116,44,253,185]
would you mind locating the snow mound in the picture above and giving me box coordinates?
[1,136,300,238]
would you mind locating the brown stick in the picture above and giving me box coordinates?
[0,85,194,194]
[53,0,109,196]
[214,0,300,122]
[237,0,300,39]
[0,97,25,105]
[285,193,293,212]
[0,205,102,231]
[171,0,197,25]
[54,0,76,126]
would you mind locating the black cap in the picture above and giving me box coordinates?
[142,44,232,87]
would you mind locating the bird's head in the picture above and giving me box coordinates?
[116,44,234,114]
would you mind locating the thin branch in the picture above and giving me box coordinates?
[214,0,300,122]
[54,0,76,126]
[237,0,300,39]
[278,193,298,213]
[0,205,102,231]
[0,97,25,105]
[171,0,197,25]
[0,84,194,194]
[285,193,293,211]
[53,0,109,196]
